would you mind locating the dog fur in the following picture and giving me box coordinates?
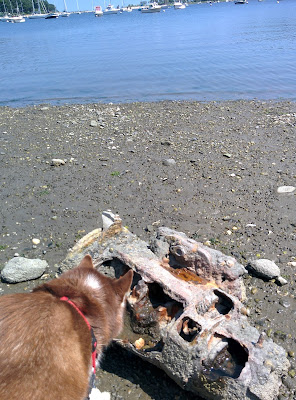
[0,255,133,400]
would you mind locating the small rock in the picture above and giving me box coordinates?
[279,299,290,308]
[32,238,40,245]
[162,159,176,166]
[288,261,296,267]
[1,257,48,283]
[276,276,288,286]
[277,186,296,194]
[247,259,281,280]
[51,159,66,167]
[90,120,98,127]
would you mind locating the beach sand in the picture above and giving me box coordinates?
[0,100,296,399]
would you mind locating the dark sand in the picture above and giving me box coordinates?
[0,100,296,399]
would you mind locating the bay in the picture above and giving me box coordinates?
[0,0,295,106]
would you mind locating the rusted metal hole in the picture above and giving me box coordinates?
[128,280,183,341]
[214,290,233,315]
[144,339,164,353]
[102,258,132,278]
[204,336,248,380]
[179,317,201,342]
[147,283,183,318]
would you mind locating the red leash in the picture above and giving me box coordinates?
[60,296,97,373]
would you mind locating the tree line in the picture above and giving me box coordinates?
[1,0,55,14]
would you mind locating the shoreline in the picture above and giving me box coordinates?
[1,99,296,398]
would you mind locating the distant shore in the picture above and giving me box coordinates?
[1,99,296,399]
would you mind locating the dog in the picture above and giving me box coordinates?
[0,255,133,400]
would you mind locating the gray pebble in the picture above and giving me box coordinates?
[162,158,176,166]
[247,259,281,280]
[1,257,48,283]
[90,120,98,127]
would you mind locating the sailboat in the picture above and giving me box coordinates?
[29,0,49,18]
[7,0,25,22]
[76,0,81,13]
[0,0,10,21]
[61,0,70,16]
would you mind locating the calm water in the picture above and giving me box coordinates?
[0,0,296,106]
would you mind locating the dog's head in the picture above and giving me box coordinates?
[34,255,133,342]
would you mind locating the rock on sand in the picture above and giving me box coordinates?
[1,257,48,283]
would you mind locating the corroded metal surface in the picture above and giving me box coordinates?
[60,212,289,400]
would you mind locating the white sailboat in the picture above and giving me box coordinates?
[7,0,25,22]
[29,0,49,18]
[76,0,81,13]
[0,0,10,21]
[61,0,70,16]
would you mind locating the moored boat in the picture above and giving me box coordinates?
[7,15,25,22]
[0,14,10,21]
[45,12,59,18]
[29,0,49,19]
[141,2,161,13]
[234,0,248,3]
[174,1,186,9]
[60,0,70,16]
[95,5,103,16]
[29,13,49,18]
[103,4,119,14]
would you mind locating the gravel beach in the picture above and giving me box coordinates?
[1,100,296,399]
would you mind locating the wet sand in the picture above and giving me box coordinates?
[0,100,296,399]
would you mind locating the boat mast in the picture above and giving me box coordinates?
[31,0,35,13]
[63,0,68,11]
[8,0,13,14]
[2,0,8,14]
[76,0,79,11]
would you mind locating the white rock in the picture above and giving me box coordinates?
[288,261,296,267]
[102,210,116,231]
[1,257,48,283]
[51,158,66,167]
[277,186,295,194]
[247,259,281,280]
[162,159,176,166]
[89,388,110,400]
[32,238,40,245]
[276,276,288,286]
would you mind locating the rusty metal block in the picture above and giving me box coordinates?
[60,212,289,400]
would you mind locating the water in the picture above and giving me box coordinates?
[0,0,295,106]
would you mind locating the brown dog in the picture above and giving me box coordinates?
[0,255,133,400]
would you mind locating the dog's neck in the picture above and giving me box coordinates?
[60,296,97,373]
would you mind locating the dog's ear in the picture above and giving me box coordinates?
[112,269,133,301]
[78,255,94,269]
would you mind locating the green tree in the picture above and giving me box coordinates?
[1,0,55,14]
